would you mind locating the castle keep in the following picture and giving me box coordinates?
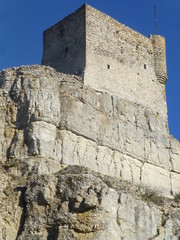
[42,4,168,122]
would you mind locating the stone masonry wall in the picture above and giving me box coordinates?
[41,6,86,76]
[41,4,168,122]
[84,5,168,122]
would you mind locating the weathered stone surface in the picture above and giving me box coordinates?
[0,65,180,193]
[0,65,180,239]
[2,166,180,240]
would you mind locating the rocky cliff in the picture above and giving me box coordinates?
[0,65,180,239]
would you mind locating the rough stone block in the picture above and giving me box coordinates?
[141,163,171,197]
[171,172,180,195]
[26,121,61,160]
[117,193,161,239]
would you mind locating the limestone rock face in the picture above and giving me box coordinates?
[0,65,180,239]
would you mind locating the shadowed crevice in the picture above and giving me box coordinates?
[47,226,59,240]
[15,187,27,240]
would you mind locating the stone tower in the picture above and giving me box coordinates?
[42,4,168,122]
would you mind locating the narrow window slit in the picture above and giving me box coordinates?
[107,64,110,69]
[61,29,64,37]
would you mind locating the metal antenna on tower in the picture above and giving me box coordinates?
[154,4,157,34]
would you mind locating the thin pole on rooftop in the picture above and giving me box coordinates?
[154,4,158,34]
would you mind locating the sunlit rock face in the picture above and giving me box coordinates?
[0,65,180,239]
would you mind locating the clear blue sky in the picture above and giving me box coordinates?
[1,0,180,141]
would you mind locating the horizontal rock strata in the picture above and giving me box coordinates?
[0,65,180,239]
